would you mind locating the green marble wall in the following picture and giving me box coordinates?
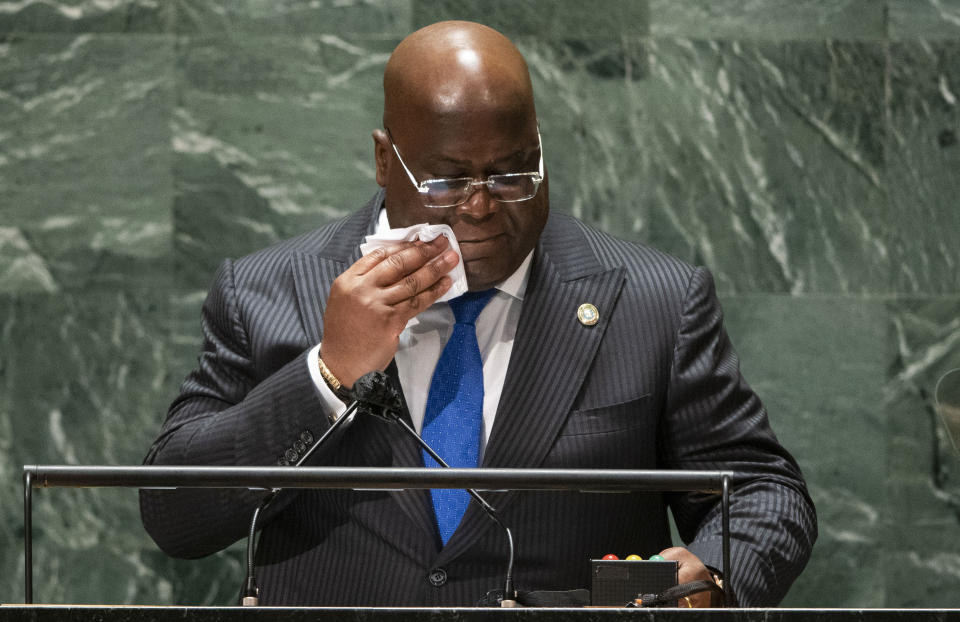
[1,0,958,608]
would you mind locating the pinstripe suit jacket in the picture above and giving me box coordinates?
[141,190,816,607]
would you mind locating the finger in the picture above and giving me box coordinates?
[380,248,460,305]
[348,242,416,276]
[392,274,453,321]
[368,236,450,286]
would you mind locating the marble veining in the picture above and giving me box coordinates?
[1,0,959,608]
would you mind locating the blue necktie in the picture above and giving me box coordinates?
[421,288,497,545]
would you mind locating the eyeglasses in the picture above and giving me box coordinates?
[386,127,544,208]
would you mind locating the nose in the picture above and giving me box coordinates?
[456,181,499,219]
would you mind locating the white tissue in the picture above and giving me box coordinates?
[359,223,468,302]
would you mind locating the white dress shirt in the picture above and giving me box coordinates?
[308,209,532,450]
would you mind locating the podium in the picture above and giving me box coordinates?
[22,467,960,619]
[13,464,960,619]
[22,465,733,607]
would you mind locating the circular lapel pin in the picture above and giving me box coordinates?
[577,303,599,326]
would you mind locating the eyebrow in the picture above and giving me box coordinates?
[424,146,537,170]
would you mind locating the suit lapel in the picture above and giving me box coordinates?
[437,214,626,563]
[290,199,374,344]
[290,253,347,345]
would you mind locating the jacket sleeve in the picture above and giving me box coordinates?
[139,258,337,558]
[660,267,817,607]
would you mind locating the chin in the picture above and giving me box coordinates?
[464,263,516,291]
[463,264,505,291]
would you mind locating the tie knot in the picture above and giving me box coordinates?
[448,289,496,325]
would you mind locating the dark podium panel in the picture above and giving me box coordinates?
[2,608,960,622]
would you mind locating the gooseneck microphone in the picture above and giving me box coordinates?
[352,372,518,607]
[241,397,361,606]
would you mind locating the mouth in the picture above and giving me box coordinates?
[457,233,507,259]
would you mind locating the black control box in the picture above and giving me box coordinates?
[590,559,678,606]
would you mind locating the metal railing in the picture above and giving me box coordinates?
[23,465,734,605]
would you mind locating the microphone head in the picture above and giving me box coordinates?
[352,371,403,421]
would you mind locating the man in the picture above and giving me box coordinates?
[141,21,816,607]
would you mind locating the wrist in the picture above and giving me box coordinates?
[317,352,352,401]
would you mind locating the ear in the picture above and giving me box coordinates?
[372,129,390,188]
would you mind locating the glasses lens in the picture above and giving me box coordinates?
[488,174,540,202]
[423,179,471,208]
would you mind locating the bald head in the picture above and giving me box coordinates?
[374,21,548,291]
[383,21,536,131]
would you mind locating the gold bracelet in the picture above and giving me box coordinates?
[317,354,342,393]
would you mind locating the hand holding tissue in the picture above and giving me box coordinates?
[360,223,469,302]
